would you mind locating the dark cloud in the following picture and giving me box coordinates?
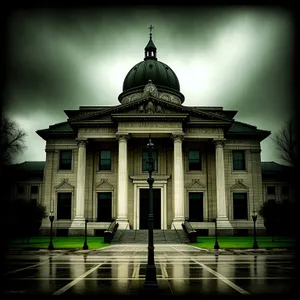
[3,5,294,164]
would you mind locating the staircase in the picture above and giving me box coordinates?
[111,229,190,244]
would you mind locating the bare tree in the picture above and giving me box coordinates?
[272,119,297,168]
[0,115,27,165]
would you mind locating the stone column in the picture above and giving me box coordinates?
[213,139,232,231]
[71,139,88,230]
[171,133,185,229]
[116,134,130,229]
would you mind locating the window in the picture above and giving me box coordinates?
[142,149,158,172]
[57,192,72,220]
[267,186,275,195]
[31,186,38,194]
[188,192,203,222]
[188,150,202,170]
[232,150,246,171]
[17,186,24,194]
[282,186,289,195]
[233,193,248,219]
[99,150,111,170]
[59,150,72,170]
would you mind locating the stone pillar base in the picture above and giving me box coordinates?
[70,217,86,228]
[216,218,232,228]
[116,219,130,230]
[171,218,185,230]
[216,219,234,236]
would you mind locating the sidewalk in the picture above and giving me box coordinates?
[4,244,296,256]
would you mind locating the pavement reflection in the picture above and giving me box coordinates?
[3,244,296,296]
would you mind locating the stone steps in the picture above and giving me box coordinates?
[111,229,190,244]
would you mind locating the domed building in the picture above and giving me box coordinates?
[36,28,272,238]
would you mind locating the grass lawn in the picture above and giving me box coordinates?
[7,235,297,250]
[7,236,110,250]
[191,236,297,249]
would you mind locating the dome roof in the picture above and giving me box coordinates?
[122,26,180,93]
[123,59,180,92]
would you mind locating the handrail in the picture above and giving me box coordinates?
[184,218,195,232]
[117,223,129,243]
[182,219,197,243]
[172,223,183,243]
[104,218,119,243]
[106,218,117,232]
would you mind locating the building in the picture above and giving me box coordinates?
[261,162,295,204]
[6,161,45,206]
[32,31,276,236]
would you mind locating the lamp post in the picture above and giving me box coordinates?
[143,138,158,289]
[252,210,259,249]
[48,211,54,250]
[213,218,219,250]
[83,219,89,250]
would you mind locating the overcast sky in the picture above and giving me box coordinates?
[3,5,294,164]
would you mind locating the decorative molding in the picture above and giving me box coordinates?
[76,138,88,147]
[54,179,74,191]
[142,81,159,98]
[95,178,114,191]
[230,179,249,190]
[116,133,130,141]
[213,139,226,147]
[171,133,184,141]
[185,179,206,190]
[80,128,116,133]
[160,93,170,101]
[119,122,181,128]
[186,128,223,134]
[145,100,155,113]
[137,101,165,114]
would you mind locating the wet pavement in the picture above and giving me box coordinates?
[3,244,297,296]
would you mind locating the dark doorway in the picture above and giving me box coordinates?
[97,192,112,222]
[140,188,161,229]
[189,192,203,222]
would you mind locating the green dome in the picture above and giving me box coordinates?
[122,59,180,92]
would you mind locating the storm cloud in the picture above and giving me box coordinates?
[3,5,294,164]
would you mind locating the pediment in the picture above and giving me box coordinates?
[55,179,74,191]
[230,180,249,190]
[69,97,232,123]
[185,179,206,190]
[95,178,114,191]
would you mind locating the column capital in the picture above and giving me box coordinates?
[116,133,130,141]
[171,133,184,142]
[213,139,226,147]
[76,138,88,147]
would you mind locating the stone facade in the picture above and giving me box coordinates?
[29,34,285,236]
[35,94,272,236]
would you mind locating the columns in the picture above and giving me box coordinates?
[213,139,231,227]
[116,134,130,229]
[71,139,88,228]
[171,133,185,229]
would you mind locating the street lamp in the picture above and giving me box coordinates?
[252,210,259,249]
[48,211,54,250]
[83,219,89,250]
[143,138,158,289]
[213,218,219,250]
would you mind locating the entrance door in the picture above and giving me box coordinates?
[97,192,112,222]
[189,192,203,222]
[139,189,161,229]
